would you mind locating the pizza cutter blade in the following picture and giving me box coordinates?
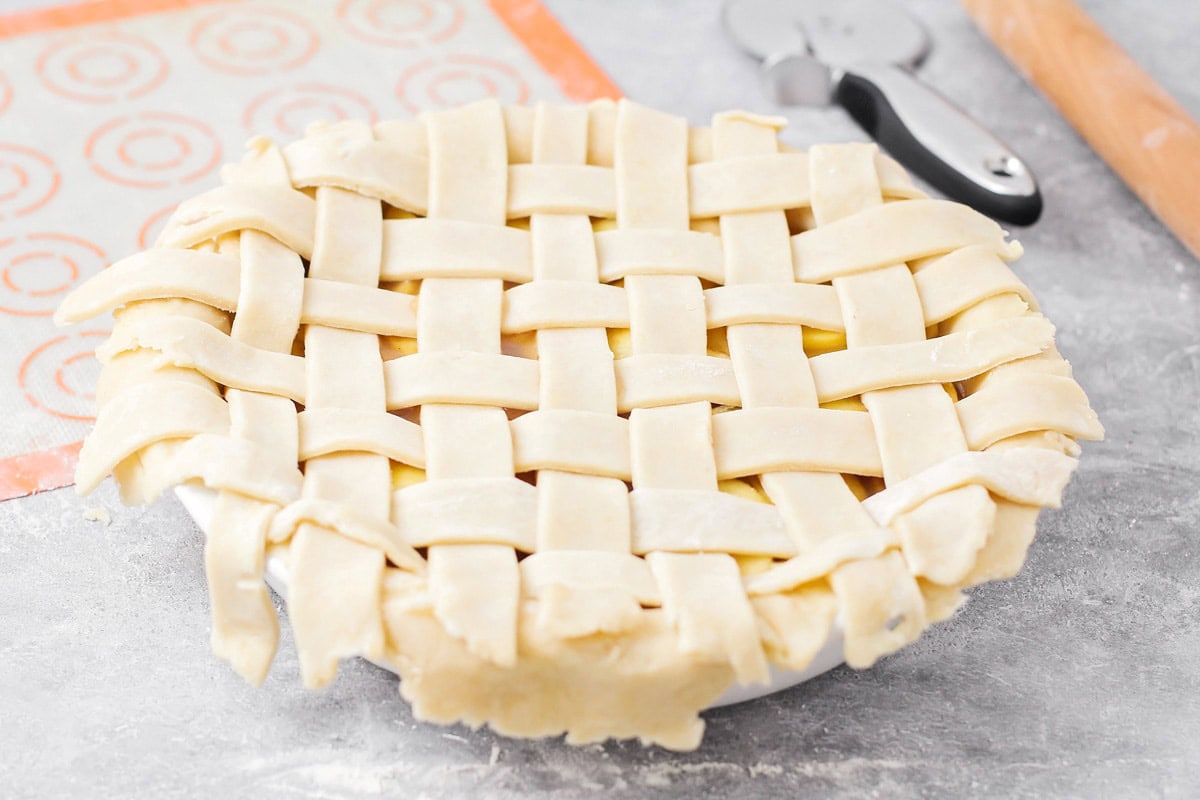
[723,0,1043,225]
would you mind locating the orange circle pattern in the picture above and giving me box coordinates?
[36,32,168,103]
[396,55,529,113]
[190,8,320,75]
[0,2,567,451]
[0,144,60,220]
[19,329,109,422]
[242,83,379,138]
[85,112,222,189]
[0,233,104,317]
[337,0,464,48]
[137,203,179,251]
[0,73,12,116]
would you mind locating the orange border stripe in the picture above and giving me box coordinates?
[488,0,622,101]
[0,440,82,500]
[0,0,226,38]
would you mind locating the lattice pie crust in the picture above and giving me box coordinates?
[57,99,1102,750]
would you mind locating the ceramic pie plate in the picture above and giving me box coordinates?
[175,483,846,707]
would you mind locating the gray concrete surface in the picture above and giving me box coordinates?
[3,0,1199,798]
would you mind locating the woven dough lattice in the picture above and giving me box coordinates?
[58,99,1102,750]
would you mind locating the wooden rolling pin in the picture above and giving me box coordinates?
[964,0,1200,260]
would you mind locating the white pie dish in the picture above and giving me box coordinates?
[175,483,845,708]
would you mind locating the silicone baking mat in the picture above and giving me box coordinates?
[0,0,619,500]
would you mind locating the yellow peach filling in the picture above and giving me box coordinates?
[382,324,926,507]
[382,323,959,505]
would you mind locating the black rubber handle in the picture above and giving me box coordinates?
[836,67,1043,226]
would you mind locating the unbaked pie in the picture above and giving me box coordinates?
[57,99,1102,750]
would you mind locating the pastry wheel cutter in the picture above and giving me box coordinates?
[723,0,1043,225]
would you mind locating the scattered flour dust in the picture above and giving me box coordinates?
[636,756,909,787]
[638,761,746,788]
[83,507,111,526]
[1141,125,1173,150]
[749,762,785,777]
